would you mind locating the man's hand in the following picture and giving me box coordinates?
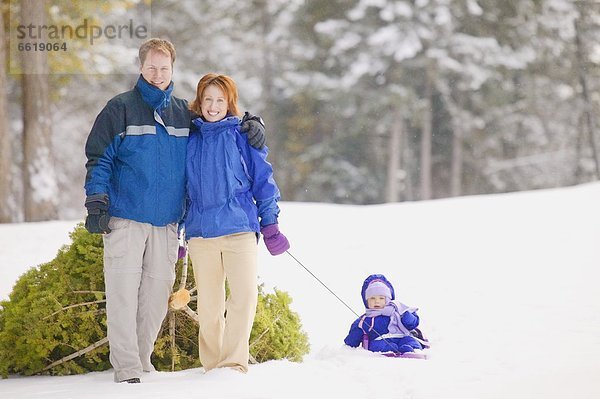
[240,112,266,149]
[84,193,111,234]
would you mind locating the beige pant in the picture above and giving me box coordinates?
[188,232,258,373]
[103,217,178,382]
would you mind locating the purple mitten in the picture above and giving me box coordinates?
[261,224,290,256]
[178,245,187,260]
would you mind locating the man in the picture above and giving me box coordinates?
[83,38,265,383]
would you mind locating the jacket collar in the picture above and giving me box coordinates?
[136,75,174,110]
[192,116,240,133]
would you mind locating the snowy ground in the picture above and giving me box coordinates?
[1,183,599,398]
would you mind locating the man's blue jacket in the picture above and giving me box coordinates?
[84,76,190,226]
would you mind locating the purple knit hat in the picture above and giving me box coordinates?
[361,274,396,307]
[365,281,392,300]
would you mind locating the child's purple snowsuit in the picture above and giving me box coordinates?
[344,274,422,353]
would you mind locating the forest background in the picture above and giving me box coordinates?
[1,0,599,222]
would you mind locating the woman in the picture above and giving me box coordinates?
[185,73,290,373]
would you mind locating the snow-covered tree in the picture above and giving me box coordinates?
[3,0,600,219]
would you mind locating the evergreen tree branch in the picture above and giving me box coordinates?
[250,312,282,349]
[43,300,106,320]
[38,337,109,373]
[72,290,105,296]
[170,312,176,371]
[180,306,199,324]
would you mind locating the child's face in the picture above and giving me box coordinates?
[201,84,228,122]
[367,295,387,309]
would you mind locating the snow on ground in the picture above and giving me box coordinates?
[1,183,600,398]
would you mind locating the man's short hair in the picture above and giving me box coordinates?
[139,38,176,66]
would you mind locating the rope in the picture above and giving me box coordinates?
[285,250,360,317]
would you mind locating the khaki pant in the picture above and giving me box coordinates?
[103,217,178,382]
[188,232,258,373]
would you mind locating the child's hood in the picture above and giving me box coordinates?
[361,274,395,307]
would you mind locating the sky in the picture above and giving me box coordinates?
[1,182,599,398]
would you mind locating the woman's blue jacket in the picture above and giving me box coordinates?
[184,116,280,239]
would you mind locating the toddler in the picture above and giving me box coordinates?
[344,274,423,353]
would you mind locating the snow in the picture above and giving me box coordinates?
[466,0,483,16]
[1,183,600,398]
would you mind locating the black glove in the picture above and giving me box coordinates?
[84,193,111,234]
[240,112,266,149]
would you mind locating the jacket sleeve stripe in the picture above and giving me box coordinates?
[124,125,189,137]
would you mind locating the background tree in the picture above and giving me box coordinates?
[574,0,600,179]
[19,0,58,221]
[2,0,600,222]
[2,0,146,221]
[0,4,13,222]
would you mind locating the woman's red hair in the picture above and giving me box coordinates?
[189,73,240,117]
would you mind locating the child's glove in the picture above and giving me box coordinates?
[401,311,419,330]
[261,224,290,256]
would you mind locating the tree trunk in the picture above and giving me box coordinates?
[420,64,434,200]
[574,13,600,179]
[574,113,585,182]
[169,311,176,371]
[255,0,276,149]
[253,0,287,192]
[403,122,415,201]
[450,98,465,197]
[20,0,58,221]
[0,13,13,222]
[385,110,403,202]
[450,128,463,197]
